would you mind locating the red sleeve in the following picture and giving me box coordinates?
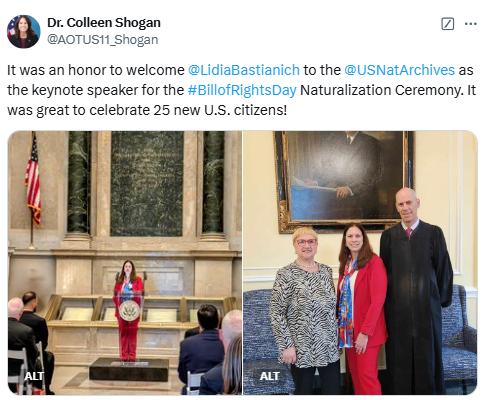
[113,282,121,317]
[133,276,144,292]
[359,256,387,336]
[133,277,144,306]
[113,282,121,302]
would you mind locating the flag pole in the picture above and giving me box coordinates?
[29,214,35,249]
[28,131,36,250]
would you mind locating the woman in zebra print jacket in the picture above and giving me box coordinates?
[270,227,341,395]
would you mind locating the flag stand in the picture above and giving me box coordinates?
[26,131,40,250]
[29,217,36,250]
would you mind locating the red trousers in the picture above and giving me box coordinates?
[346,345,382,395]
[117,318,139,361]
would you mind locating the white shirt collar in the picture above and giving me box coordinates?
[401,218,420,231]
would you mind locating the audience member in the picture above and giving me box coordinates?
[185,315,223,339]
[222,334,242,395]
[178,304,225,393]
[20,291,56,395]
[8,297,39,394]
[184,326,200,339]
[199,310,243,395]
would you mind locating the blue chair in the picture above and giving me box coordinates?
[442,284,477,394]
[243,289,295,395]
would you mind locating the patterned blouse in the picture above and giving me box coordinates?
[270,262,340,368]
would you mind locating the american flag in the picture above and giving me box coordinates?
[25,133,41,226]
[8,16,19,39]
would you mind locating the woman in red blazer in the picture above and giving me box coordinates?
[113,260,144,361]
[337,223,387,395]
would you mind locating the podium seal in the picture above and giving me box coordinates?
[119,300,140,322]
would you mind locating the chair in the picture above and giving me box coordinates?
[442,284,477,394]
[186,371,204,395]
[8,348,32,395]
[36,342,46,392]
[243,289,295,395]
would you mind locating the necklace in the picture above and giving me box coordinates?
[296,259,316,269]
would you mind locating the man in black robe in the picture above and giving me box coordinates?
[380,188,453,394]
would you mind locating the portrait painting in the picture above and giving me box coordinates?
[274,131,414,233]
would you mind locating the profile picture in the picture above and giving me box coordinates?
[7,15,40,49]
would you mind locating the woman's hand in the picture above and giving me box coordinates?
[355,333,369,354]
[282,346,297,364]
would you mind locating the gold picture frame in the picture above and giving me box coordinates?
[274,131,415,233]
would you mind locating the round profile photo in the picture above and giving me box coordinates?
[7,15,40,49]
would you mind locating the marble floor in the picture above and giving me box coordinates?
[50,366,183,395]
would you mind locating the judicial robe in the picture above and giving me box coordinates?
[380,221,453,395]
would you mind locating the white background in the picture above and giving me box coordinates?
[2,0,486,397]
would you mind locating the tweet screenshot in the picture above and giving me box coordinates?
[3,0,485,396]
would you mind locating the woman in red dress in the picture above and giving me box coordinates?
[113,260,143,361]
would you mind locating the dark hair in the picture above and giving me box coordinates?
[338,223,374,275]
[197,304,219,330]
[116,260,136,284]
[223,334,242,395]
[22,291,37,305]
[14,16,35,39]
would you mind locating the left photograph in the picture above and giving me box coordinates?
[8,131,242,395]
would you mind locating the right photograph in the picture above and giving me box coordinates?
[242,131,477,395]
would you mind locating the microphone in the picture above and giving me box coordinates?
[114,272,120,297]
[142,272,147,297]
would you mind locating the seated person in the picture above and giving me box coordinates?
[178,304,224,392]
[185,315,223,339]
[184,326,200,339]
[8,298,39,393]
[199,310,242,395]
[20,291,56,395]
[222,334,242,395]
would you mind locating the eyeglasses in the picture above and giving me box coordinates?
[296,239,317,247]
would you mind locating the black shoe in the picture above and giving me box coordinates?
[46,390,55,395]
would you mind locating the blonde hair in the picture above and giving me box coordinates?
[292,227,318,244]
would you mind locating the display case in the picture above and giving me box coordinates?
[45,295,99,322]
[142,296,183,324]
[184,296,237,324]
[45,294,237,365]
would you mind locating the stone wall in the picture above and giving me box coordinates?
[8,131,242,312]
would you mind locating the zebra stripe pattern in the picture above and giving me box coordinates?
[270,262,340,368]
